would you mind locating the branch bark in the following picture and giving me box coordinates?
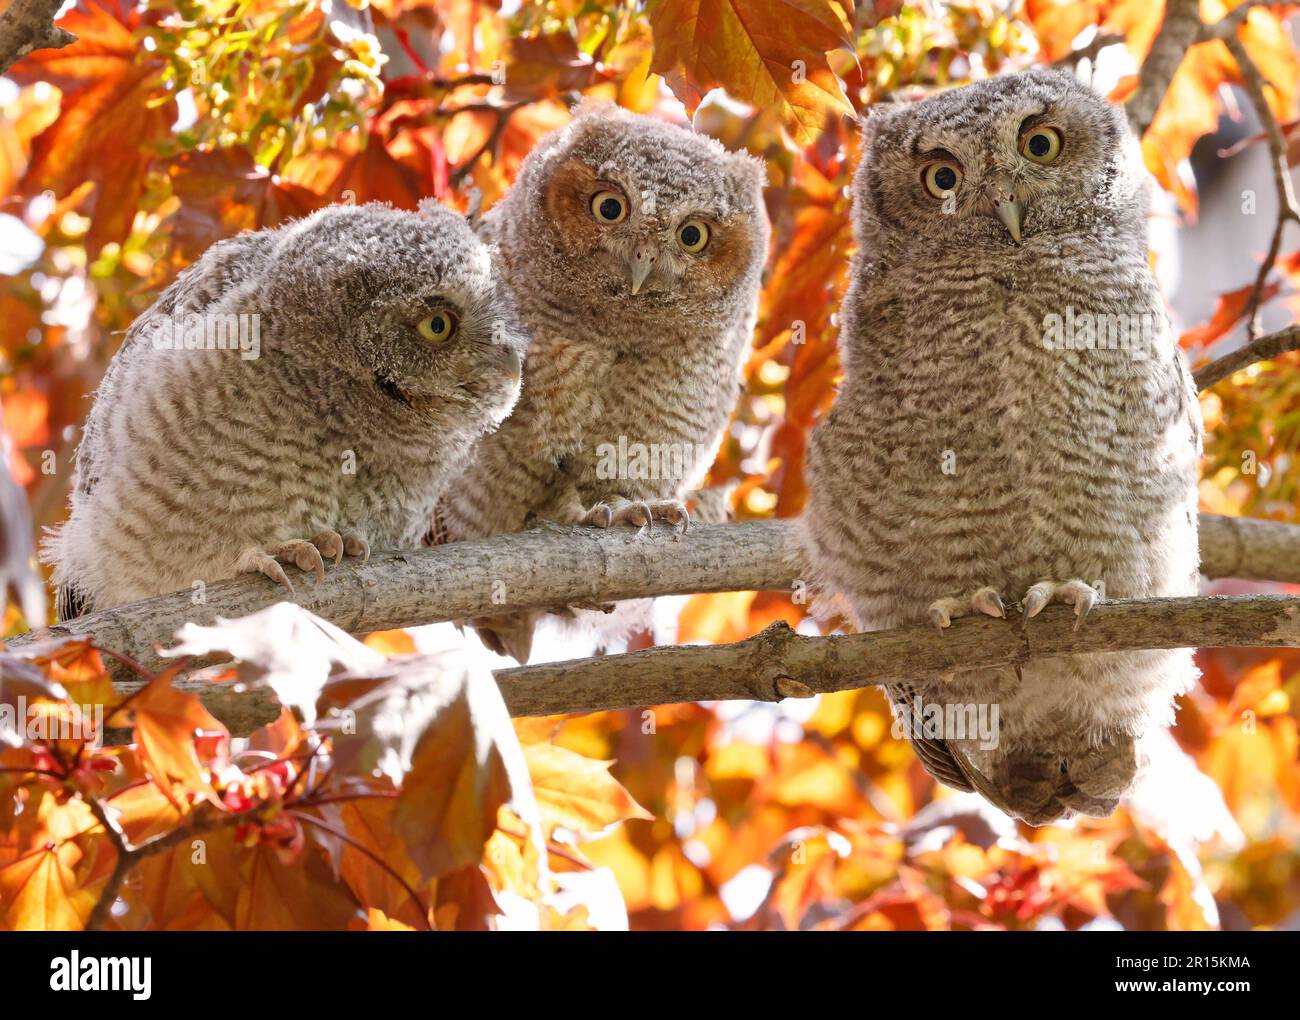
[0,0,75,76]
[10,513,1300,673]
[494,594,1300,717]
[1194,322,1300,388]
[1125,0,1204,138]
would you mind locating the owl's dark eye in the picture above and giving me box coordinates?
[923,161,963,199]
[591,190,628,224]
[676,219,710,253]
[1020,126,1063,163]
[416,311,457,344]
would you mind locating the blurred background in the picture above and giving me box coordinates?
[2,0,1298,930]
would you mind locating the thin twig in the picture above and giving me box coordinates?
[1222,32,1300,342]
[1194,322,1300,388]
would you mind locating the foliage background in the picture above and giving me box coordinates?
[1,0,1299,930]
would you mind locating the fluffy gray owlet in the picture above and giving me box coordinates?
[46,202,526,617]
[437,102,770,663]
[797,68,1203,825]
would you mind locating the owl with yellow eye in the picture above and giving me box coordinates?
[436,101,771,663]
[798,68,1202,825]
[46,202,526,616]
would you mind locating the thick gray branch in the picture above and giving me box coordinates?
[1125,0,1203,138]
[0,0,75,76]
[495,594,1300,717]
[11,513,1300,673]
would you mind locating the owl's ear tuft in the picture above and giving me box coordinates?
[567,97,627,125]
[725,149,769,196]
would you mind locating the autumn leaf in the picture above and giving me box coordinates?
[162,603,384,726]
[235,842,360,930]
[0,845,96,931]
[649,0,854,143]
[523,739,652,835]
[390,656,534,880]
[1181,280,1281,350]
[8,1,176,254]
[163,147,326,265]
[129,665,226,807]
[282,119,430,208]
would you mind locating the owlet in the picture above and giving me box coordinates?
[798,68,1203,825]
[46,202,526,617]
[437,101,770,663]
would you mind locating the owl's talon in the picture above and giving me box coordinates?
[252,553,296,596]
[927,588,1003,631]
[580,504,614,529]
[342,533,370,563]
[1020,579,1101,629]
[971,586,1005,619]
[266,540,326,587]
[311,530,345,567]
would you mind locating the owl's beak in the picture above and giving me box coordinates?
[504,348,522,388]
[994,197,1024,244]
[626,242,658,296]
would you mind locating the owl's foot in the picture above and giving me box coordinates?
[1021,579,1099,631]
[927,587,1006,631]
[580,497,689,535]
[245,531,369,595]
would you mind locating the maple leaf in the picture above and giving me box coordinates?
[648,0,855,144]
[0,845,96,931]
[163,147,327,265]
[522,739,652,835]
[1181,280,1281,350]
[235,842,360,930]
[8,1,176,254]
[379,654,538,881]
[281,118,430,208]
[161,603,384,727]
[129,665,226,808]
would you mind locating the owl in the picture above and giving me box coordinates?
[437,101,770,663]
[797,67,1203,825]
[46,202,526,617]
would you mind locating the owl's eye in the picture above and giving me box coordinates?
[416,311,457,344]
[1020,126,1063,163]
[676,219,710,253]
[922,161,963,199]
[591,191,627,224]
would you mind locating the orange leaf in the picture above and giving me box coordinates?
[9,1,175,254]
[523,740,652,835]
[130,666,226,807]
[649,0,854,144]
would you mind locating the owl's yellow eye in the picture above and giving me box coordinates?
[1020,126,1063,163]
[923,161,963,199]
[591,191,627,224]
[416,311,457,344]
[676,219,710,253]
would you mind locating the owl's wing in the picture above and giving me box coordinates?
[55,231,275,621]
[889,681,977,793]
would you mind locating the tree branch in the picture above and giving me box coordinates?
[1220,32,1300,342]
[1194,322,1300,388]
[1125,0,1204,138]
[493,594,1300,717]
[9,513,1300,674]
[0,0,75,76]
